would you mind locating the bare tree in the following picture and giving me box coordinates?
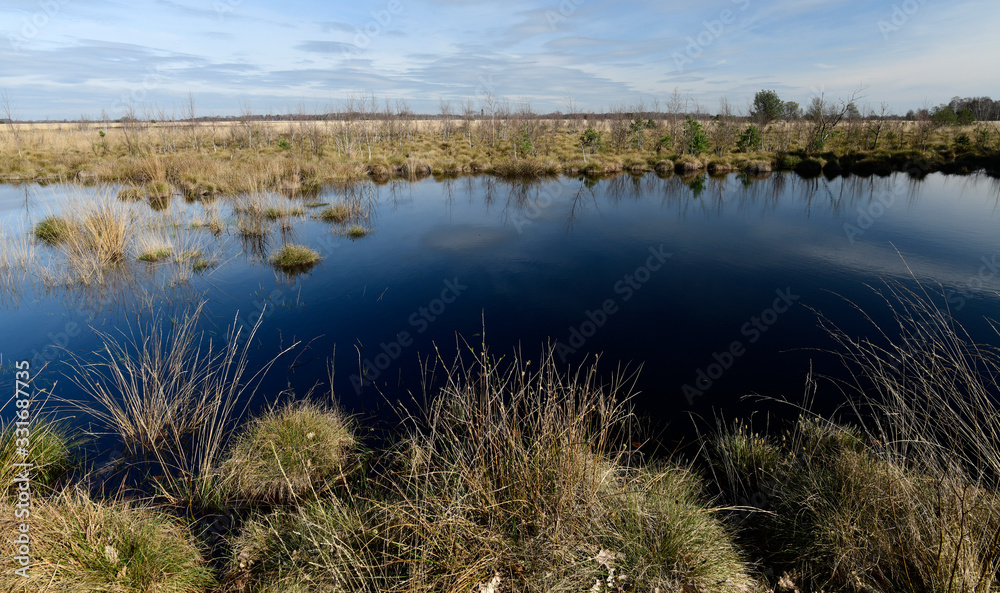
[461,99,476,148]
[120,102,147,156]
[666,87,687,151]
[482,89,499,148]
[239,100,255,150]
[564,92,581,133]
[806,86,867,153]
[185,92,199,151]
[865,103,893,151]
[1,90,24,158]
[710,96,739,155]
[439,99,453,142]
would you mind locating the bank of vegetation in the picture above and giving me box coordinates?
[1,90,998,191]
[2,281,1000,593]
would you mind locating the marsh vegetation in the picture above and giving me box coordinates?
[3,283,1000,593]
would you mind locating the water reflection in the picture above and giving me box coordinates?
[1,171,999,434]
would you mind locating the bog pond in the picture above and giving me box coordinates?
[2,171,999,441]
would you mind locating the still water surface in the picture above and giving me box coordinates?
[1,172,998,436]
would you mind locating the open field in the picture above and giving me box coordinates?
[1,116,998,193]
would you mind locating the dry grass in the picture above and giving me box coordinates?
[378,344,757,593]
[708,279,1000,592]
[2,118,995,187]
[0,490,214,593]
[63,301,296,507]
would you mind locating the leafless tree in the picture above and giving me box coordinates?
[461,99,476,148]
[666,87,687,151]
[710,96,739,155]
[440,99,453,142]
[865,103,893,151]
[1,90,24,158]
[185,92,199,151]
[120,103,147,156]
[806,86,866,153]
[239,100,255,150]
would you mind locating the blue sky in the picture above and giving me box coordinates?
[2,0,998,120]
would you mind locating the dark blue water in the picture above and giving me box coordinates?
[2,172,999,439]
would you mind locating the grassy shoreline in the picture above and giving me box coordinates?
[1,119,998,192]
[3,285,1000,593]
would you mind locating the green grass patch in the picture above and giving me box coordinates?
[270,244,322,272]
[345,225,370,239]
[137,248,173,262]
[318,204,349,223]
[33,215,71,245]
[221,400,354,502]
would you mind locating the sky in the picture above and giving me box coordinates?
[1,0,999,120]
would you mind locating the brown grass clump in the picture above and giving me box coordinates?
[383,345,757,593]
[709,280,1000,592]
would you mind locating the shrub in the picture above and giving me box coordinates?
[683,118,710,156]
[954,133,973,152]
[736,124,763,152]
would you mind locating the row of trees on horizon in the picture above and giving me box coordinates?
[3,88,1000,125]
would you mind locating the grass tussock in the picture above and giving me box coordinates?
[0,490,214,593]
[270,244,322,273]
[228,497,383,593]
[317,203,349,223]
[64,302,291,507]
[117,186,144,202]
[345,225,370,239]
[33,214,71,244]
[32,195,134,285]
[709,280,1000,592]
[0,419,72,493]
[221,400,354,502]
[380,346,756,593]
